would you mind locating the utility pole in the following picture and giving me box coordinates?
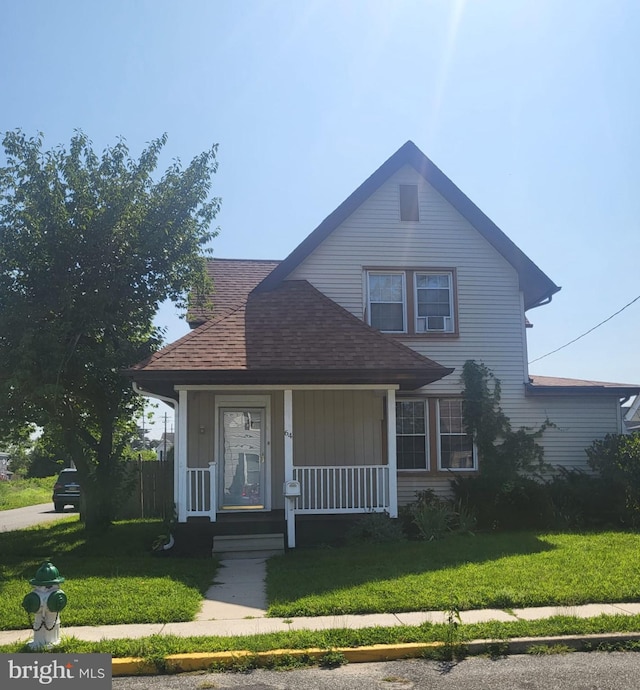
[162,413,168,462]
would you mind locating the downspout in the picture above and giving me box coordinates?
[619,395,632,434]
[131,382,180,519]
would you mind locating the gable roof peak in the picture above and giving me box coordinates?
[255,141,560,310]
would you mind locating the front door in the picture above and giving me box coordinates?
[219,408,267,510]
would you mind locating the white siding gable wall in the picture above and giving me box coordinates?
[288,165,528,400]
[285,165,622,499]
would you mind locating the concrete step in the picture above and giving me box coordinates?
[212,533,284,559]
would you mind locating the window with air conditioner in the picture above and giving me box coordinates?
[366,269,457,335]
[415,273,454,333]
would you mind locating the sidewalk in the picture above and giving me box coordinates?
[2,555,640,646]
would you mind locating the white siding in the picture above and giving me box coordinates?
[397,476,452,505]
[287,165,624,472]
[288,165,528,399]
[509,395,621,470]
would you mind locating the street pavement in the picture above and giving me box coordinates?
[0,502,78,532]
[111,653,640,689]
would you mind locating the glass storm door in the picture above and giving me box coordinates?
[220,408,266,510]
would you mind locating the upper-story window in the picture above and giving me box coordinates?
[415,273,453,333]
[367,269,456,335]
[368,272,406,332]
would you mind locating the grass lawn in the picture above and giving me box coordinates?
[0,519,217,631]
[266,531,640,617]
[3,527,640,658]
[0,476,54,510]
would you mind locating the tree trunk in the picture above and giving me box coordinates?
[80,481,116,531]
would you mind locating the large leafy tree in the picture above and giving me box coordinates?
[0,131,219,528]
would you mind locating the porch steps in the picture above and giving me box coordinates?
[212,533,285,559]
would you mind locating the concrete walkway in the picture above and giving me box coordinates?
[3,600,640,647]
[3,555,640,647]
[196,557,268,621]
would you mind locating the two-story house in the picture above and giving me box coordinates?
[128,141,640,549]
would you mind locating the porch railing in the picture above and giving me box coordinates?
[293,465,390,514]
[185,462,216,520]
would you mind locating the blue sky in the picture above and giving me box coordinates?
[3,0,639,436]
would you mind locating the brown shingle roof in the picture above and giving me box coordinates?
[130,280,453,390]
[527,375,640,397]
[187,258,280,325]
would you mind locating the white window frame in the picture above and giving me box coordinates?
[436,398,477,471]
[414,272,455,334]
[367,271,407,333]
[395,398,430,471]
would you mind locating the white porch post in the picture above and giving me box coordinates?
[177,389,188,522]
[284,388,296,548]
[386,387,398,518]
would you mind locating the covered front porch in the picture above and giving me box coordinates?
[127,275,453,550]
[174,385,400,548]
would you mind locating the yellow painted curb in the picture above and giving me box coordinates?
[111,657,160,676]
[111,642,445,676]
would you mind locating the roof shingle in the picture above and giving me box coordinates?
[187,258,280,325]
[131,280,453,389]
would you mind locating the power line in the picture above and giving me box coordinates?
[529,293,640,365]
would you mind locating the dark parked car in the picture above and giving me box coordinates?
[52,468,80,512]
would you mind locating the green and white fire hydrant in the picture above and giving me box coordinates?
[22,561,68,649]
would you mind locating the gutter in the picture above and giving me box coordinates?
[132,382,178,410]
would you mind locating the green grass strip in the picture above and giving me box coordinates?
[2,614,640,657]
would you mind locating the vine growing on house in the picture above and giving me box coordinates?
[461,360,551,479]
[454,360,553,529]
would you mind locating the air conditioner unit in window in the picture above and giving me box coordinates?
[427,316,451,331]
[416,316,452,333]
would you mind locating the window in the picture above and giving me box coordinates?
[366,269,456,335]
[399,184,419,221]
[438,399,475,470]
[415,273,454,333]
[396,400,428,469]
[368,272,405,332]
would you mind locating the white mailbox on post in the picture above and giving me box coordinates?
[283,480,301,497]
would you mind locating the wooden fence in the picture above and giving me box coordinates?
[117,459,174,520]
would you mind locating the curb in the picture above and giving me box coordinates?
[111,632,640,676]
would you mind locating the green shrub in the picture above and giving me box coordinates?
[411,499,455,540]
[345,511,406,544]
[545,467,621,529]
[585,431,640,526]
[452,474,554,531]
[401,490,477,539]
[454,500,477,534]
